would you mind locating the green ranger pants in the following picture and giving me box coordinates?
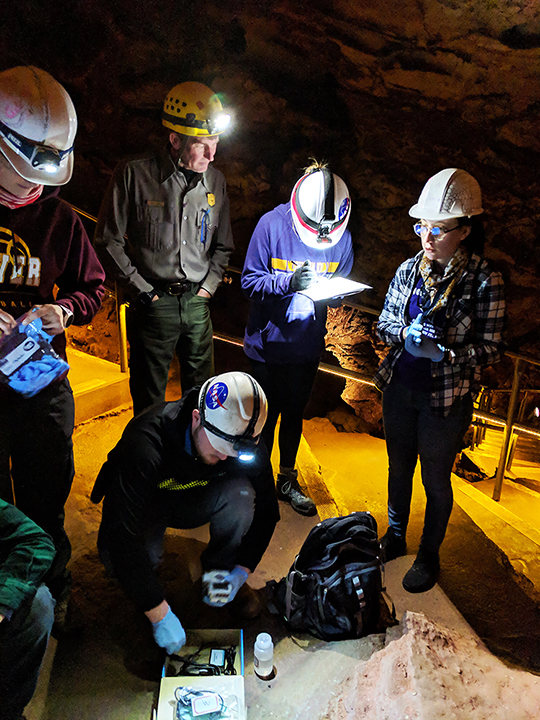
[127,288,214,415]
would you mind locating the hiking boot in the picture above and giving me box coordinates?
[402,548,440,593]
[277,470,317,517]
[380,529,407,563]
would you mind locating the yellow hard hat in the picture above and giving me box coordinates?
[162,81,230,137]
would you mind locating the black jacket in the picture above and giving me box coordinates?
[91,388,279,611]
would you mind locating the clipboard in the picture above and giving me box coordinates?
[299,277,371,302]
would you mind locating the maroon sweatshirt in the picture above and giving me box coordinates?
[0,187,105,360]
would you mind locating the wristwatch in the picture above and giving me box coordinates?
[443,347,456,363]
[58,305,74,328]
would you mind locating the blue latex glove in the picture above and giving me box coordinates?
[286,294,315,321]
[225,566,249,602]
[202,566,249,607]
[405,329,444,361]
[290,261,316,292]
[406,315,424,345]
[151,608,186,654]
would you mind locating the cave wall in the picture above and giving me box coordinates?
[3,0,540,423]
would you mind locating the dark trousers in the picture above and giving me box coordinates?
[382,381,473,553]
[99,476,256,575]
[249,360,319,469]
[0,380,75,601]
[0,585,55,720]
[127,290,214,416]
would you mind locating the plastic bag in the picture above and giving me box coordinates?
[174,685,240,720]
[0,316,69,397]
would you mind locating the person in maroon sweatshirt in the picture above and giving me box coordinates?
[0,66,105,633]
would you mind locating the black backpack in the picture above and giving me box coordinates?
[271,512,389,641]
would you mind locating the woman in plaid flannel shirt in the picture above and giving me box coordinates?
[374,169,505,593]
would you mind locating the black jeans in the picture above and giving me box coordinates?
[0,585,54,720]
[0,380,75,601]
[382,381,473,553]
[249,360,319,469]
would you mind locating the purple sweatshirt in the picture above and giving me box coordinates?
[0,187,105,360]
[241,203,354,363]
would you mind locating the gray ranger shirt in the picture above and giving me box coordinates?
[95,145,234,299]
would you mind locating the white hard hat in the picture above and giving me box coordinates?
[290,168,351,249]
[0,66,77,185]
[409,168,483,221]
[198,372,268,461]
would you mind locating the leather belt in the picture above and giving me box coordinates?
[150,279,193,296]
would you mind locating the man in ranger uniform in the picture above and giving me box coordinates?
[95,81,234,416]
[0,66,105,630]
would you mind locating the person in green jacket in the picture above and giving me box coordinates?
[0,498,55,720]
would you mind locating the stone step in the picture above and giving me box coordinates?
[66,347,131,425]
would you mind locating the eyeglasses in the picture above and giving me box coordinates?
[0,120,73,175]
[413,223,460,238]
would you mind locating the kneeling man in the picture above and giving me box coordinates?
[91,372,279,654]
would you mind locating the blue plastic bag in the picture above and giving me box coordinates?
[0,317,69,397]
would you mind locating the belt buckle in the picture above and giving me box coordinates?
[167,282,186,296]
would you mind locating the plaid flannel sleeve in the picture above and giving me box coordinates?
[447,268,505,367]
[431,264,505,414]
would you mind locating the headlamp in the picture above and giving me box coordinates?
[233,437,259,463]
[166,111,232,136]
[0,120,73,173]
[205,112,231,135]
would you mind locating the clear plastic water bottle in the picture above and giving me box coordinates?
[254,632,274,680]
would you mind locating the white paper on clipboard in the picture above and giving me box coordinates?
[299,277,371,302]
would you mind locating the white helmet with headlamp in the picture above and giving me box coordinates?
[409,168,483,221]
[0,66,77,186]
[198,372,267,462]
[290,167,351,249]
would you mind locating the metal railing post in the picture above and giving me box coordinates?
[506,390,528,472]
[115,281,129,373]
[492,357,522,501]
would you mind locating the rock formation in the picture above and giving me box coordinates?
[322,611,540,719]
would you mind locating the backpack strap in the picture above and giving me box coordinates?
[285,569,304,621]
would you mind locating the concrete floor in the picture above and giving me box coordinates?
[24,351,540,719]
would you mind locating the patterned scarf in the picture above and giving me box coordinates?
[0,184,44,209]
[419,245,469,318]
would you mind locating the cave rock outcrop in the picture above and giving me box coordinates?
[323,611,540,719]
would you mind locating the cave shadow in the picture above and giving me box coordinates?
[438,503,540,674]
